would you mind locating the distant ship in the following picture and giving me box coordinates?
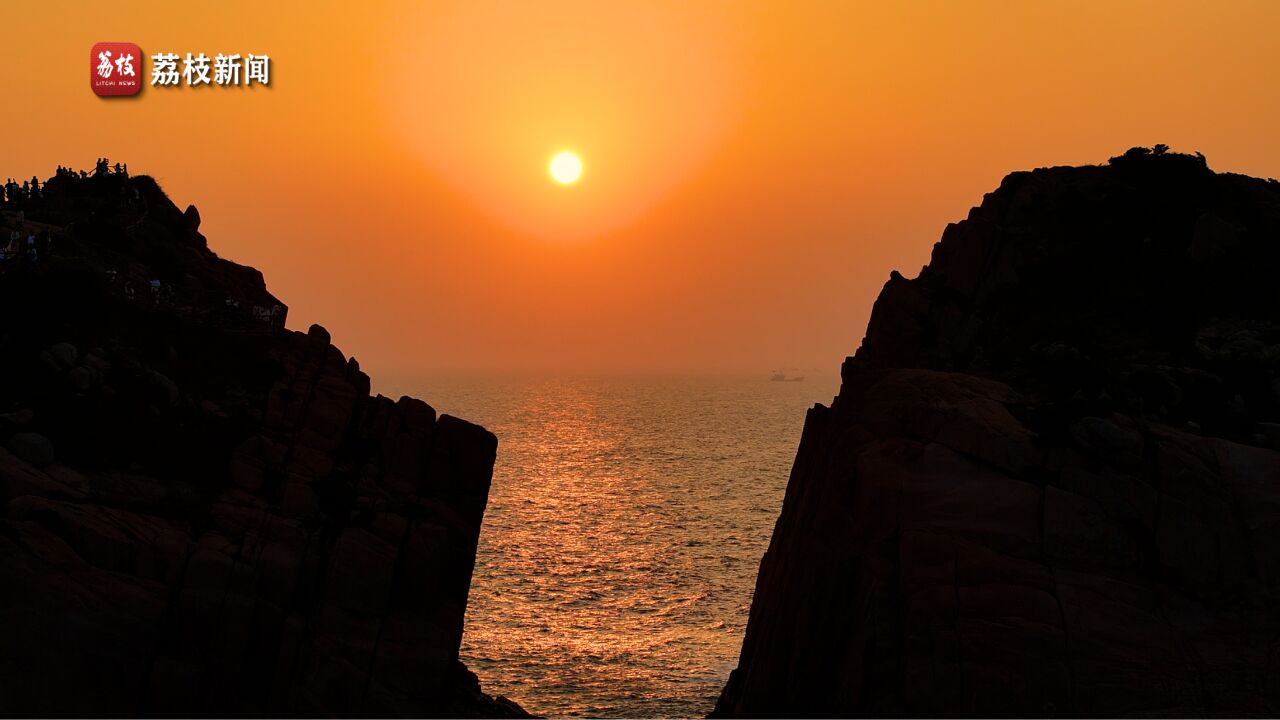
[769,372,804,382]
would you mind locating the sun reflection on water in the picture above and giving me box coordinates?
[407,375,837,717]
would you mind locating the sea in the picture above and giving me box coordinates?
[379,374,840,718]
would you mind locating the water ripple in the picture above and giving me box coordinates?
[405,375,838,718]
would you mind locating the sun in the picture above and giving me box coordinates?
[549,151,583,185]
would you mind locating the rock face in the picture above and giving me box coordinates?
[0,169,524,716]
[714,149,1280,717]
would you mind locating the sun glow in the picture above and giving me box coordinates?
[549,151,583,185]
[386,1,741,238]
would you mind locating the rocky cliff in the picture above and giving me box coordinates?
[0,168,525,716]
[714,148,1280,717]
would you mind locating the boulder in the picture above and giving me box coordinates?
[48,342,78,369]
[7,432,55,467]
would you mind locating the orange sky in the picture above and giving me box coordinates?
[4,1,1280,381]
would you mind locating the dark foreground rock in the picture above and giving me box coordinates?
[714,149,1280,717]
[0,168,527,717]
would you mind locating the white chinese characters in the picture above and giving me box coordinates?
[182,53,211,86]
[149,52,270,86]
[151,53,180,86]
[246,54,269,85]
[115,53,136,77]
[96,50,137,79]
[214,54,241,85]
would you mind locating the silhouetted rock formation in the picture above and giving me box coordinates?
[715,149,1280,717]
[0,167,526,717]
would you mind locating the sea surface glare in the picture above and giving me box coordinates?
[386,374,839,717]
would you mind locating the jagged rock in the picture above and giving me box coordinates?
[716,151,1280,718]
[0,167,526,717]
[308,322,331,345]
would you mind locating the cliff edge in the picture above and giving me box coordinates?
[714,148,1280,717]
[0,166,526,717]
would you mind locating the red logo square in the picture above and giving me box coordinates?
[90,42,143,96]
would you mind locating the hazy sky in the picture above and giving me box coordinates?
[5,1,1280,381]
